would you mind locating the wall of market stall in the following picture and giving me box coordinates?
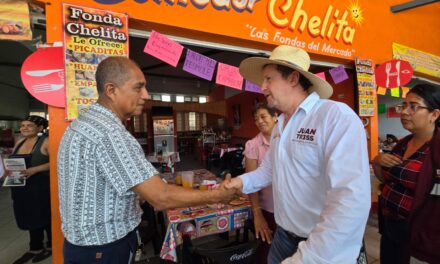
[37,0,440,262]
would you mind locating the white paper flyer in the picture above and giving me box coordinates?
[2,158,26,187]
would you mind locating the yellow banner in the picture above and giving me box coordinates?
[63,3,129,120]
[393,42,440,78]
[355,57,376,117]
[0,0,32,40]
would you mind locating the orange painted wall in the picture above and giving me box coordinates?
[44,1,66,263]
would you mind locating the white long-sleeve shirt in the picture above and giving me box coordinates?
[240,92,371,264]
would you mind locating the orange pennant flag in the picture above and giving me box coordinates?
[401,87,410,98]
[377,87,387,95]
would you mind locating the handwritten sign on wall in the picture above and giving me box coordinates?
[144,31,183,67]
[216,63,243,90]
[244,80,262,94]
[329,65,349,84]
[183,49,217,80]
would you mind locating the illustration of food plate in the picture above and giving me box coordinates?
[197,215,230,236]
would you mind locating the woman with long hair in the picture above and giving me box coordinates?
[373,84,440,263]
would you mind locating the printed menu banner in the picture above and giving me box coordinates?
[63,3,129,120]
[393,42,440,78]
[0,0,32,40]
[355,57,376,117]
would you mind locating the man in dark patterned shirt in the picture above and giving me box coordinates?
[58,57,236,263]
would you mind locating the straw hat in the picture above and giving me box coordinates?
[239,45,333,99]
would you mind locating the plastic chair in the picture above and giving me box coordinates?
[181,219,258,264]
[139,202,164,255]
[182,236,260,264]
[192,240,259,264]
[220,147,245,177]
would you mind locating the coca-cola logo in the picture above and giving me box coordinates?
[229,249,253,261]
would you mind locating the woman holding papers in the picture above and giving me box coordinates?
[7,116,51,264]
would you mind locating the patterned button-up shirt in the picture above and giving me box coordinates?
[58,103,158,246]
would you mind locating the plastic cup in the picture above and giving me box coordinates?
[182,171,194,188]
[175,174,182,185]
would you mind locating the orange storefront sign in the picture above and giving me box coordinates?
[62,0,439,63]
[90,0,363,58]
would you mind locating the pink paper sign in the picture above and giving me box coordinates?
[183,49,217,81]
[315,72,326,81]
[329,66,349,84]
[144,31,183,67]
[245,80,262,94]
[216,63,243,90]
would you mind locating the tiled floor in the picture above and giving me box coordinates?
[0,153,382,263]
[0,187,52,264]
[365,223,381,263]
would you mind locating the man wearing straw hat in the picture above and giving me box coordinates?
[225,45,371,263]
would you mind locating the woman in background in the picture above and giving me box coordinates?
[381,134,399,153]
[373,84,440,264]
[243,103,277,264]
[8,116,51,264]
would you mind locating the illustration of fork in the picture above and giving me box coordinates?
[385,63,391,87]
[31,83,64,93]
[396,61,401,87]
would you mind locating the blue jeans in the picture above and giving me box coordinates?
[63,229,138,264]
[268,226,307,264]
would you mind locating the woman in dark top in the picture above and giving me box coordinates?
[373,84,440,264]
[8,116,51,264]
[381,134,398,153]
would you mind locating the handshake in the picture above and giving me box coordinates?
[212,173,245,204]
